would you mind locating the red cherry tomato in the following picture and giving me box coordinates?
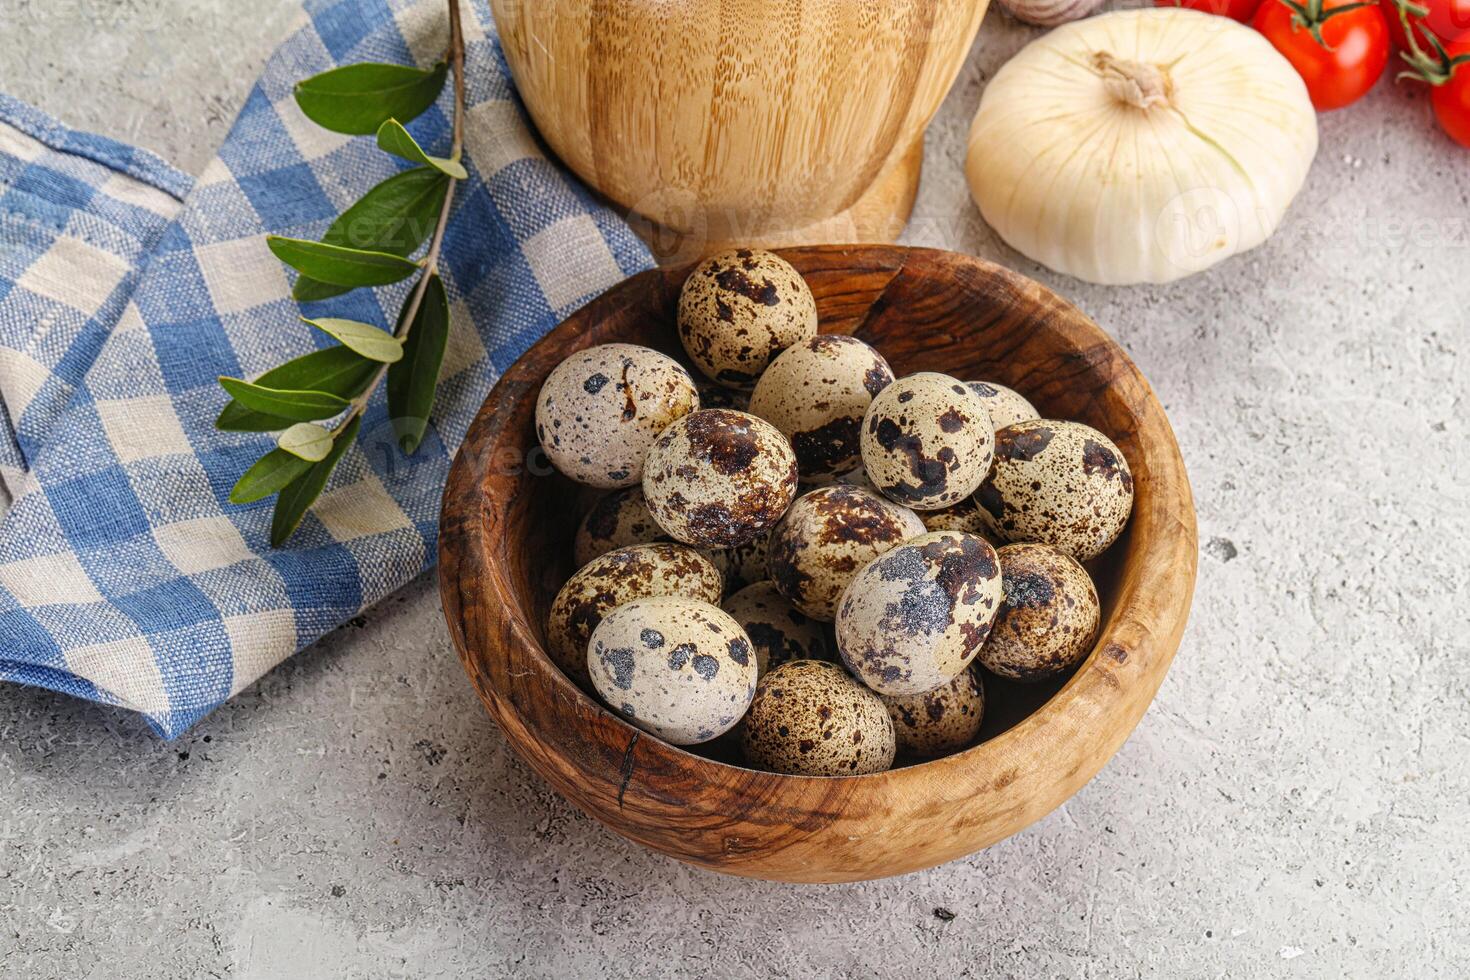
[1397,13,1470,145]
[1155,0,1264,22]
[1253,0,1392,110]
[1428,37,1470,145]
[1377,0,1470,50]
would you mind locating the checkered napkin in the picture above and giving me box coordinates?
[0,0,652,737]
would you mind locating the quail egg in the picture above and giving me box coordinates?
[722,581,836,677]
[767,485,926,621]
[799,463,875,493]
[881,666,986,759]
[546,543,723,687]
[536,343,699,488]
[835,530,1003,697]
[860,372,994,510]
[965,380,1039,431]
[748,335,894,479]
[702,532,772,595]
[677,248,818,389]
[694,376,751,412]
[978,542,1100,682]
[832,465,876,490]
[918,496,993,539]
[975,419,1134,561]
[588,596,757,745]
[739,660,896,776]
[573,486,669,567]
[643,409,799,548]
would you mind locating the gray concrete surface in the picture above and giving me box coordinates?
[2,2,1468,978]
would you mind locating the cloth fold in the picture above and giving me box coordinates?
[0,0,652,736]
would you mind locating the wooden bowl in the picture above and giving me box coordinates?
[439,246,1197,883]
[489,0,989,260]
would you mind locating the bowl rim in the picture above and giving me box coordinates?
[440,244,1198,882]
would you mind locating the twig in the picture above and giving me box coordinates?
[340,0,466,431]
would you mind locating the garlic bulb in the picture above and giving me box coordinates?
[966,9,1319,285]
[997,0,1105,28]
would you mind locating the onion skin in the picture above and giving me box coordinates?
[965,8,1318,285]
[998,0,1107,26]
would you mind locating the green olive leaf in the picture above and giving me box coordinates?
[293,61,448,135]
[271,415,362,546]
[277,422,335,462]
[229,449,315,505]
[292,167,450,302]
[217,377,350,422]
[375,120,468,180]
[387,273,450,454]
[302,316,403,363]
[216,347,378,432]
[266,236,420,288]
[230,13,471,546]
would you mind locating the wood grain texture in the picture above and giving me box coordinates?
[490,0,987,260]
[439,246,1198,883]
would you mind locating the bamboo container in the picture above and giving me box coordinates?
[490,0,989,260]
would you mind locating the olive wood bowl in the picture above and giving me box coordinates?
[439,245,1197,883]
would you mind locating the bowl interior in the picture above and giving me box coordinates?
[500,247,1138,764]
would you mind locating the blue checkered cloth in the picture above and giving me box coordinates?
[0,0,652,737]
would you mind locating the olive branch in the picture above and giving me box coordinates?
[217,0,466,545]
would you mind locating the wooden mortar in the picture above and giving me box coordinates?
[490,0,989,261]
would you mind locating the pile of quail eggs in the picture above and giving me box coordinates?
[537,248,1135,777]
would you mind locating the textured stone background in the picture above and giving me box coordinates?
[2,2,1467,978]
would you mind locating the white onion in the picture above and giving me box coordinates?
[966,9,1319,285]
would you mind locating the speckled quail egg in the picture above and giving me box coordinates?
[748,335,894,480]
[965,381,1039,431]
[643,409,799,548]
[573,486,670,567]
[767,485,926,622]
[830,465,876,491]
[536,343,699,488]
[918,496,993,539]
[860,372,994,511]
[739,660,896,775]
[546,543,723,687]
[722,581,836,677]
[975,419,1134,561]
[978,542,1100,682]
[588,596,757,745]
[881,666,986,759]
[835,530,1003,697]
[677,248,818,390]
[701,532,772,595]
[694,376,750,413]
[798,463,875,493]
